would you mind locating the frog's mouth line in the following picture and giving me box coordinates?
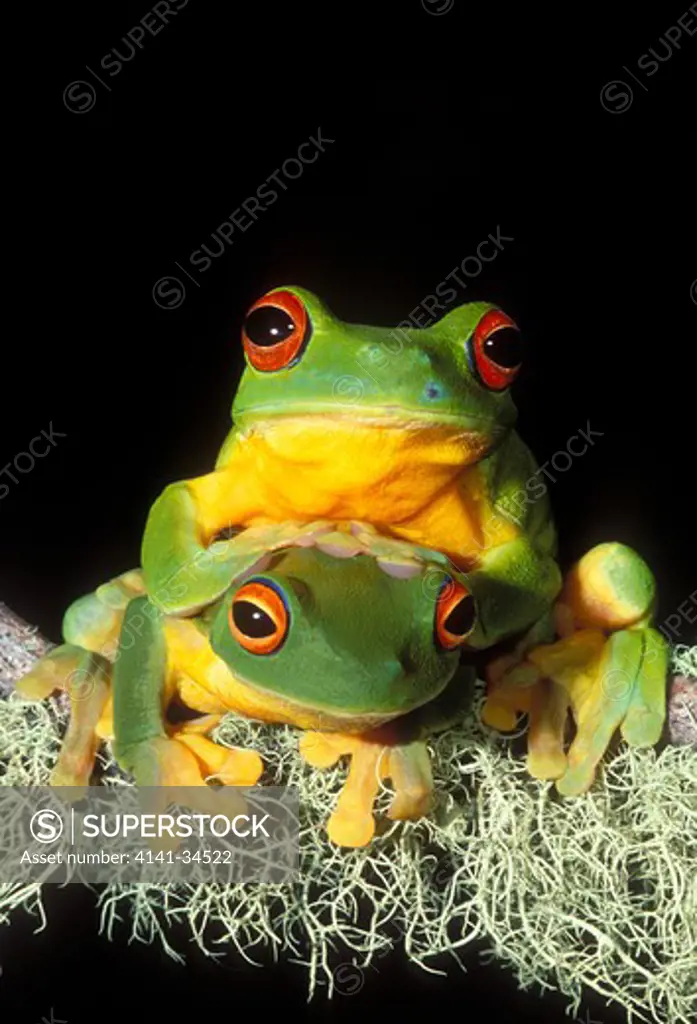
[228,664,450,730]
[235,404,502,434]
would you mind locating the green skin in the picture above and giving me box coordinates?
[21,533,476,826]
[17,531,668,810]
[14,286,668,810]
[208,548,463,720]
[140,288,560,655]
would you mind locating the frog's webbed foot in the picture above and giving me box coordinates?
[299,730,435,847]
[484,543,669,794]
[382,741,433,821]
[549,627,667,795]
[547,542,667,793]
[115,735,248,818]
[483,667,570,780]
[173,728,263,787]
[299,732,385,847]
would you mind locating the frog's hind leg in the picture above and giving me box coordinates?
[481,670,569,780]
[14,641,111,788]
[51,649,111,788]
[111,598,246,820]
[63,569,145,658]
[15,643,85,700]
[560,542,656,633]
[558,541,668,745]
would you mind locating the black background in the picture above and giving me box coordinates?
[2,2,696,1022]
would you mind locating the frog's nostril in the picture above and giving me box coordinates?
[424,381,444,401]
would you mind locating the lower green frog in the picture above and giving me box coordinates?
[17,522,477,847]
[17,527,669,844]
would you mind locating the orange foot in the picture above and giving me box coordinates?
[299,730,433,847]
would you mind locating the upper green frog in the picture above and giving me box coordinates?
[142,287,561,656]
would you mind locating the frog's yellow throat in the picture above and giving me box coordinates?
[195,415,518,572]
[237,416,497,516]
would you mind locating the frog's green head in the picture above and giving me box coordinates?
[232,286,522,461]
[208,544,476,730]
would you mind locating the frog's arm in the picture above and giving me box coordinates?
[141,463,262,615]
[463,432,562,649]
[465,540,561,649]
[300,664,477,847]
[111,596,218,790]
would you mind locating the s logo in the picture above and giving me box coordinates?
[30,808,64,844]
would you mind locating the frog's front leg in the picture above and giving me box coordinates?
[299,666,477,846]
[112,596,217,791]
[141,467,262,616]
[465,536,562,650]
[299,731,386,847]
[298,732,435,846]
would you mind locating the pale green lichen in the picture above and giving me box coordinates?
[0,650,695,1024]
[672,643,697,679]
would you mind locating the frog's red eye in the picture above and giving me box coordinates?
[229,580,289,655]
[242,289,310,372]
[435,579,476,650]
[471,309,522,390]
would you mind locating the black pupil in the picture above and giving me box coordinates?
[484,327,522,368]
[232,600,277,638]
[444,595,476,637]
[245,306,296,347]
